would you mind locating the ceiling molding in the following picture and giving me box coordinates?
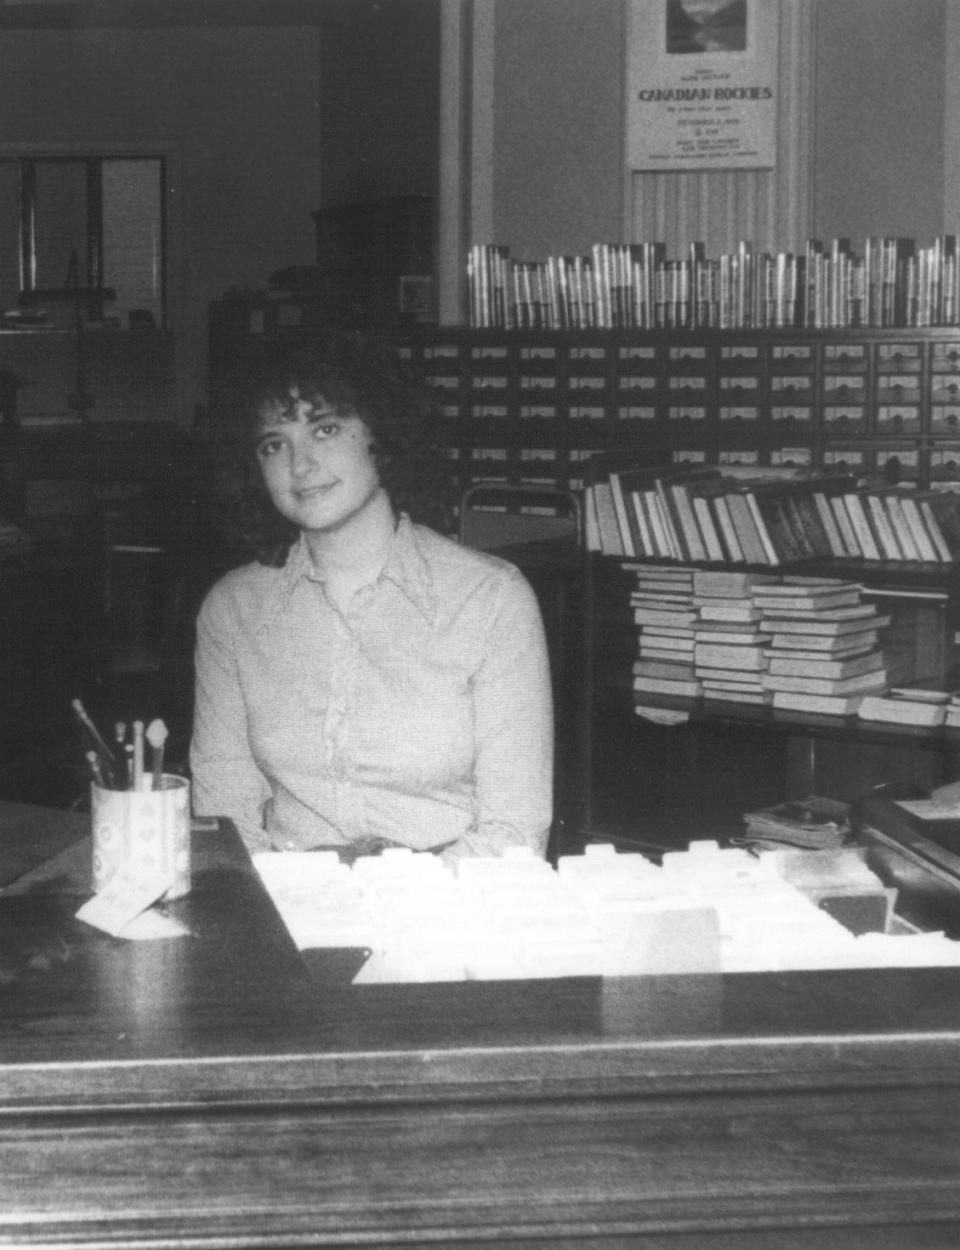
[0,0,334,29]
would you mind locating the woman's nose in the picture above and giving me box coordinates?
[291,436,321,476]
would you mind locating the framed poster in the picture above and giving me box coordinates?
[626,0,779,171]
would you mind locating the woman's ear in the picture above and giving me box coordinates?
[368,437,392,472]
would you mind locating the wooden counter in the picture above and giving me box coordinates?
[3,800,960,1248]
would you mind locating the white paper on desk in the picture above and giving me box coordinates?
[253,852,372,951]
[895,798,960,820]
[635,706,690,727]
[75,866,185,940]
[110,909,191,941]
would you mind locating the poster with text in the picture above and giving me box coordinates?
[626,0,779,171]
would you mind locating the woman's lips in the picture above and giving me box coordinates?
[295,481,336,499]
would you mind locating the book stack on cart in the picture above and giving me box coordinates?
[468,234,960,331]
[585,464,960,568]
[630,567,891,717]
[859,682,957,728]
[756,580,890,716]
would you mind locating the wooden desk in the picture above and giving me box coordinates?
[3,801,960,1248]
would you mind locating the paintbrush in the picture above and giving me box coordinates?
[146,718,168,791]
[70,698,121,789]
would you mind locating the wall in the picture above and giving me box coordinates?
[318,0,439,208]
[491,0,625,259]
[811,0,945,247]
[0,17,322,420]
[451,0,951,290]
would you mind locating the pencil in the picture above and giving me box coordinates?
[132,720,145,791]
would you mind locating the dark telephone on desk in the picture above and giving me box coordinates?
[851,780,960,937]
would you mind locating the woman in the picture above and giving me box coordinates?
[190,335,554,863]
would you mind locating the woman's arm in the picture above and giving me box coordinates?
[189,587,274,852]
[453,568,555,860]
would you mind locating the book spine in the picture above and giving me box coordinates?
[842,492,882,560]
[864,493,903,560]
[741,491,780,565]
[608,473,637,558]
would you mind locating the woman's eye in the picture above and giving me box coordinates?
[257,439,283,459]
[313,421,340,439]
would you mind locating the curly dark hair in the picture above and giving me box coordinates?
[210,332,456,566]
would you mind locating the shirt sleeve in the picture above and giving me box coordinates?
[447,565,554,861]
[189,583,274,852]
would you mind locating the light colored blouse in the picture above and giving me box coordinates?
[190,515,554,860]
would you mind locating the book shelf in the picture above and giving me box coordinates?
[579,548,960,841]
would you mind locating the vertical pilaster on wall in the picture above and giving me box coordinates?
[438,0,495,327]
[944,0,960,235]
[438,0,467,326]
[628,0,814,257]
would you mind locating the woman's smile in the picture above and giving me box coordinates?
[254,395,385,537]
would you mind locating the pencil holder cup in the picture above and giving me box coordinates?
[91,775,191,900]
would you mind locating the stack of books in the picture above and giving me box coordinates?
[946,695,960,730]
[759,579,890,716]
[740,795,852,851]
[629,569,895,719]
[630,565,701,699]
[586,462,960,568]
[858,682,954,728]
[691,569,777,704]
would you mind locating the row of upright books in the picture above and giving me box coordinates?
[629,567,892,717]
[467,235,960,331]
[585,463,960,567]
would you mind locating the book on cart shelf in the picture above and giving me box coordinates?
[611,550,898,715]
[856,678,960,727]
[858,691,949,728]
[770,689,874,717]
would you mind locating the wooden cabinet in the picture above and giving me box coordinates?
[394,325,960,495]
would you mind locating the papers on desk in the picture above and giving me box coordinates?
[74,865,190,940]
[898,779,960,821]
[897,798,960,820]
[0,832,190,940]
[254,841,960,983]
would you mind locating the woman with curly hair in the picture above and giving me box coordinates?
[190,334,553,863]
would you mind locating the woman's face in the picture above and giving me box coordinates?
[253,387,384,536]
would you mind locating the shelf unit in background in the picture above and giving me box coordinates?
[394,325,960,497]
[579,547,960,847]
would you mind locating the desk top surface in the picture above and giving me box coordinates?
[3,799,960,1113]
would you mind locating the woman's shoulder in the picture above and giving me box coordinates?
[198,558,285,620]
[409,520,526,586]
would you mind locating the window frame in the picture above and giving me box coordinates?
[2,142,179,331]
